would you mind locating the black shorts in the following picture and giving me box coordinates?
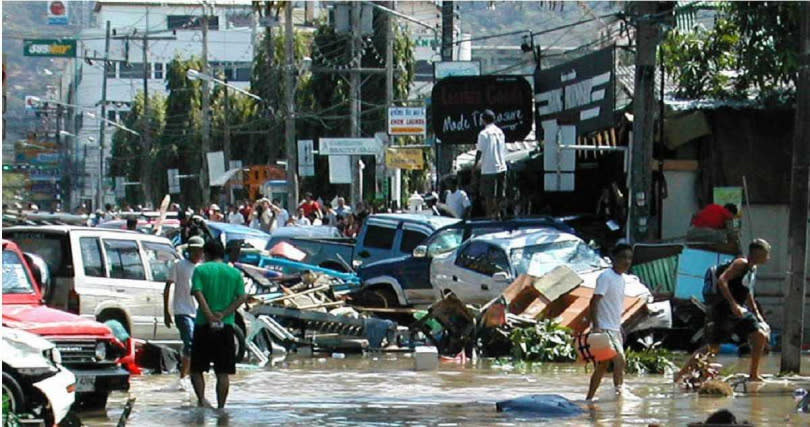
[480,172,506,200]
[705,303,762,345]
[190,324,236,375]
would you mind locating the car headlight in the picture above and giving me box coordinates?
[44,348,63,365]
[95,341,107,360]
[17,366,59,378]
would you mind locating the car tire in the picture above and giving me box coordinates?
[233,326,247,363]
[363,287,400,308]
[76,392,108,410]
[2,371,27,416]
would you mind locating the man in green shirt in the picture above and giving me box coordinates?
[189,240,247,409]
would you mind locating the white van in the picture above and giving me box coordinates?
[4,226,247,358]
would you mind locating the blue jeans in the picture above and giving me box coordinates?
[174,314,195,357]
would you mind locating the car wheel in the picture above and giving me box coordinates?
[76,392,108,410]
[233,326,247,363]
[364,287,400,308]
[2,371,26,416]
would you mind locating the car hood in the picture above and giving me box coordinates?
[2,304,113,338]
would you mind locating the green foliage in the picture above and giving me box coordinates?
[661,1,800,102]
[508,320,577,363]
[624,348,678,375]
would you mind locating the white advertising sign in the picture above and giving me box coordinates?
[319,138,381,155]
[388,107,427,136]
[298,139,315,177]
[328,156,352,184]
[206,151,225,186]
[434,61,481,80]
[47,1,69,25]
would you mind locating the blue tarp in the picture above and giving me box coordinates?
[675,248,734,301]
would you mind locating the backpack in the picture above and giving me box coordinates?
[702,261,732,299]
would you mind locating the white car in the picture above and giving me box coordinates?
[431,228,650,305]
[2,328,76,425]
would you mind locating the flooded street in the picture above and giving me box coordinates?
[78,353,810,426]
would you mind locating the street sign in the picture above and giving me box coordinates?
[23,39,76,57]
[328,156,351,184]
[47,1,68,25]
[167,169,180,194]
[434,61,481,80]
[432,76,533,145]
[319,138,381,155]
[298,139,315,177]
[388,107,426,136]
[385,147,424,170]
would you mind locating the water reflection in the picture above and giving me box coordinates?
[79,354,810,426]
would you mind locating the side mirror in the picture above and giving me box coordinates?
[413,245,428,258]
[24,253,52,302]
[492,271,511,282]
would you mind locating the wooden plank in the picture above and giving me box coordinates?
[532,265,583,302]
[651,159,699,171]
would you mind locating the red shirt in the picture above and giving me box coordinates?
[299,200,321,218]
[691,204,733,229]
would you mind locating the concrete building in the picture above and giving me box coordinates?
[72,1,256,210]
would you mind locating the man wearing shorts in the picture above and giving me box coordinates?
[475,109,507,219]
[163,236,204,384]
[585,244,632,400]
[190,240,247,409]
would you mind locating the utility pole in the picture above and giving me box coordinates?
[781,1,810,374]
[437,1,455,185]
[200,8,211,207]
[384,0,394,208]
[284,1,298,211]
[97,20,111,211]
[350,1,362,206]
[628,2,659,243]
[141,8,153,207]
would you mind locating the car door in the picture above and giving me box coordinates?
[99,238,157,340]
[355,219,399,264]
[436,241,512,304]
[142,241,181,341]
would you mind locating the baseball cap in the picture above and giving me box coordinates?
[188,236,205,248]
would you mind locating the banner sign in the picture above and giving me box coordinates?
[23,39,76,57]
[319,138,381,155]
[47,1,69,25]
[385,147,424,170]
[328,155,352,184]
[298,139,315,176]
[534,46,615,135]
[432,76,533,145]
[434,61,481,80]
[388,107,426,136]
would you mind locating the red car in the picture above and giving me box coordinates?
[2,239,130,409]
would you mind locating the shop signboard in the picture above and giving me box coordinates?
[432,76,533,145]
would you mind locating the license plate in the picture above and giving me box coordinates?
[76,375,95,392]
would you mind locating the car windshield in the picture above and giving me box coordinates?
[3,250,36,295]
[427,229,464,256]
[8,233,66,276]
[510,239,607,276]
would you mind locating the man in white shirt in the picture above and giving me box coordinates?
[163,236,204,382]
[585,243,632,400]
[475,109,507,219]
[272,198,290,228]
[445,176,471,219]
[227,205,245,225]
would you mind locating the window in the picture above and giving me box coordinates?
[105,63,117,78]
[154,62,164,79]
[79,237,105,277]
[119,62,146,79]
[234,65,251,81]
[142,242,178,282]
[400,229,428,253]
[7,232,70,276]
[3,250,36,295]
[455,242,509,276]
[427,228,463,257]
[103,239,145,280]
[167,15,219,31]
[362,225,396,250]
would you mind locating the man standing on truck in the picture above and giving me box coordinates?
[163,236,204,385]
[475,109,507,219]
[189,240,247,409]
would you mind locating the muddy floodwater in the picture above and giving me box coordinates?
[80,354,810,426]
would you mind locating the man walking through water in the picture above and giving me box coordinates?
[475,109,507,219]
[163,235,204,386]
[675,238,772,383]
[585,244,633,400]
[190,240,247,409]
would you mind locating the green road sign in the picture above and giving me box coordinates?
[23,39,76,57]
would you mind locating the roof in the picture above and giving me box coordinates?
[472,227,581,251]
[369,213,461,229]
[206,222,270,236]
[3,225,172,242]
